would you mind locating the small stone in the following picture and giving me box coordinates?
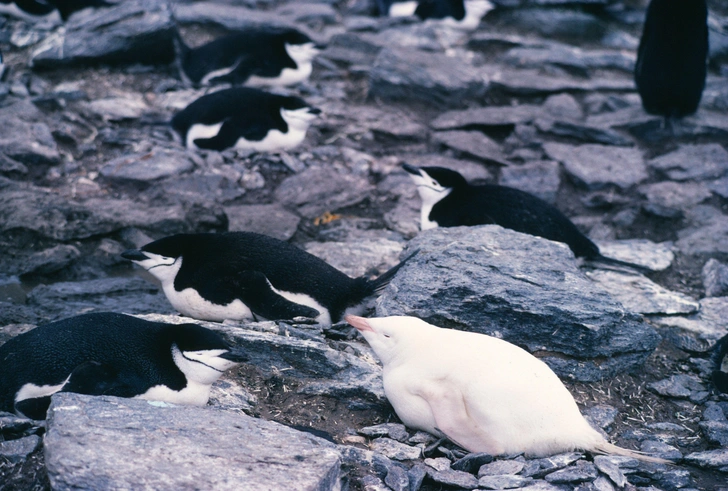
[658,469,693,490]
[647,374,706,399]
[451,452,494,474]
[21,245,81,277]
[359,423,409,442]
[362,474,389,491]
[384,464,410,491]
[640,440,682,461]
[424,457,451,472]
[0,435,41,463]
[499,160,561,204]
[407,464,427,491]
[584,405,619,431]
[407,431,437,445]
[684,448,728,469]
[594,239,674,272]
[639,181,712,218]
[370,438,421,461]
[544,461,598,484]
[478,475,534,489]
[100,148,195,182]
[432,130,509,166]
[426,468,479,489]
[592,476,616,491]
[478,459,525,477]
[703,258,728,297]
[704,402,728,422]
[699,420,728,446]
[648,144,728,182]
[593,456,627,487]
[522,452,585,478]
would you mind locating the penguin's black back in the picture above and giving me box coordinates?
[179,27,312,85]
[635,0,708,118]
[170,87,309,146]
[0,313,225,414]
[415,0,465,20]
[432,183,600,259]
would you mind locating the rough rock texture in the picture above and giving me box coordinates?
[376,226,660,381]
[44,393,341,491]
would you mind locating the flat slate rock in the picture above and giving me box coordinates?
[376,225,660,382]
[651,297,728,352]
[638,181,712,218]
[586,270,699,315]
[543,142,647,190]
[594,239,674,272]
[647,144,728,182]
[304,238,404,278]
[676,206,728,256]
[499,160,561,204]
[430,105,542,130]
[100,148,195,182]
[224,203,301,241]
[31,0,175,68]
[432,130,510,166]
[501,44,635,73]
[369,47,487,107]
[44,393,341,491]
[0,99,59,167]
[485,67,634,95]
[174,1,293,31]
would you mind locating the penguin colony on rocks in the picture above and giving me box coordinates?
[0,0,719,472]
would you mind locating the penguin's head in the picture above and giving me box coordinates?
[346,315,433,365]
[166,323,249,385]
[279,95,321,130]
[121,234,202,283]
[403,164,466,208]
[281,29,323,63]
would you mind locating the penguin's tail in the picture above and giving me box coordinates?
[591,441,672,465]
[363,249,419,296]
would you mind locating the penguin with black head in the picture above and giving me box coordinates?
[635,0,708,121]
[403,164,648,271]
[0,312,249,419]
[175,26,322,88]
[121,232,416,326]
[380,0,493,29]
[171,87,320,152]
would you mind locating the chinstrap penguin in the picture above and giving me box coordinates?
[0,0,112,21]
[346,315,669,463]
[381,0,493,29]
[0,312,249,419]
[171,87,320,152]
[174,26,322,88]
[634,0,708,120]
[711,333,728,394]
[121,232,417,326]
[403,164,648,271]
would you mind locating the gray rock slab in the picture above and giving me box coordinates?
[431,130,509,166]
[430,105,542,130]
[684,448,728,469]
[485,67,634,96]
[383,199,420,238]
[543,142,647,190]
[224,204,301,241]
[174,2,293,31]
[0,435,41,463]
[593,456,627,487]
[648,144,728,182]
[594,239,674,272]
[274,167,374,219]
[699,420,728,447]
[0,100,59,167]
[535,118,633,146]
[369,47,487,107]
[639,440,682,461]
[376,226,660,382]
[424,457,451,471]
[100,148,195,182]
[543,93,584,120]
[478,459,525,477]
[585,270,699,315]
[651,297,728,352]
[543,461,598,483]
[401,154,493,182]
[21,245,81,277]
[499,160,561,204]
[44,393,341,491]
[384,464,409,491]
[427,468,479,489]
[647,374,706,399]
[703,259,728,297]
[82,94,149,121]
[502,44,635,73]
[478,475,534,489]
[676,206,728,255]
[452,453,494,473]
[359,423,409,442]
[152,174,244,206]
[638,181,712,218]
[522,453,585,478]
[27,276,173,320]
[584,405,618,431]
[495,8,606,42]
[31,0,175,68]
[304,238,404,278]
[370,438,421,461]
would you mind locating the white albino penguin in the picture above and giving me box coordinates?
[346,315,669,463]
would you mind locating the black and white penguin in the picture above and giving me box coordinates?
[403,164,646,270]
[0,0,111,21]
[175,26,322,88]
[0,312,249,419]
[171,87,320,152]
[711,333,728,394]
[634,0,708,119]
[380,0,493,29]
[121,232,416,326]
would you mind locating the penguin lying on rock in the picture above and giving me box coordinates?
[0,312,248,419]
[171,87,320,152]
[382,0,493,29]
[122,232,417,326]
[346,315,670,463]
[403,164,648,271]
[174,26,322,88]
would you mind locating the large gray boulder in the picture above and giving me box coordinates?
[376,226,660,382]
[44,393,341,491]
[31,0,175,68]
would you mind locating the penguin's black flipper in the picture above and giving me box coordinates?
[230,270,321,321]
[60,361,139,398]
[14,397,52,420]
[711,334,728,394]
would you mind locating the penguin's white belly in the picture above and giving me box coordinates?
[15,376,71,406]
[234,127,307,152]
[246,63,312,87]
[137,380,212,406]
[388,1,418,17]
[164,286,254,322]
[186,122,223,149]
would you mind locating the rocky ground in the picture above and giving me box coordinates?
[1,0,728,489]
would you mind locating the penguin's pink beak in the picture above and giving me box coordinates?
[345,315,374,332]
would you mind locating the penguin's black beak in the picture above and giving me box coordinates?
[314,42,327,51]
[402,163,422,176]
[220,347,249,363]
[308,107,322,115]
[121,249,150,262]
